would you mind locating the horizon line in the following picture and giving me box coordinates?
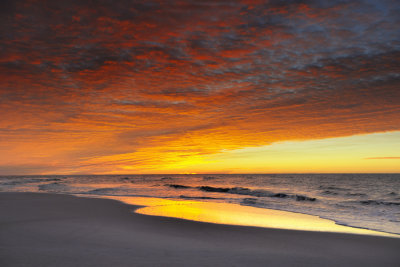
[1,172,400,176]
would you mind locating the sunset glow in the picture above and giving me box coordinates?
[2,2,400,266]
[1,0,399,174]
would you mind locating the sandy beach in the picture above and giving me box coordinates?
[1,192,399,267]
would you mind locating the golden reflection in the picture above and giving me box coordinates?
[100,196,398,238]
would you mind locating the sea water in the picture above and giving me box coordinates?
[1,174,399,235]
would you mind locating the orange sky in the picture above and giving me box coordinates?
[0,0,399,174]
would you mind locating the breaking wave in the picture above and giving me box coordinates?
[360,200,400,206]
[166,184,317,202]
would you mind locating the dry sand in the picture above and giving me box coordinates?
[1,192,399,267]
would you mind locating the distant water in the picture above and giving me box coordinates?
[1,174,399,235]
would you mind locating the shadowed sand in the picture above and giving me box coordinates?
[1,193,399,267]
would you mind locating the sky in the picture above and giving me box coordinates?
[0,0,399,174]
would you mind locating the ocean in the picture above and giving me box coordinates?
[1,174,399,235]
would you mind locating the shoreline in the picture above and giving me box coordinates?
[2,173,398,236]
[94,194,399,238]
[1,192,400,266]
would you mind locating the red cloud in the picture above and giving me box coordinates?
[0,0,399,173]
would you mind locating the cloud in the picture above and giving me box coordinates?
[0,0,399,173]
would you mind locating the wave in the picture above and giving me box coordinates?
[198,186,230,193]
[319,185,350,191]
[2,177,61,186]
[38,182,68,192]
[167,184,191,189]
[294,195,316,201]
[202,176,217,180]
[346,192,367,197]
[268,192,316,201]
[166,184,317,202]
[86,188,121,195]
[242,198,257,204]
[322,190,339,195]
[360,200,400,206]
[179,195,222,200]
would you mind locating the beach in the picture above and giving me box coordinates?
[1,192,399,267]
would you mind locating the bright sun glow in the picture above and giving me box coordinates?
[89,131,400,174]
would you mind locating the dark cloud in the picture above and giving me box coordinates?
[0,0,399,173]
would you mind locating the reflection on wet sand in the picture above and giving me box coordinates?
[99,196,398,238]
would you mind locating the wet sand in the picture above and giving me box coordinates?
[1,192,399,267]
